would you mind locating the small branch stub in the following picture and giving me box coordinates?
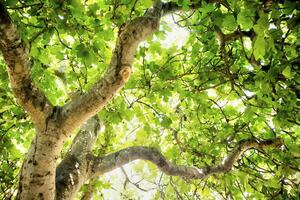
[119,66,131,82]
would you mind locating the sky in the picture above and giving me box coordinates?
[160,15,190,49]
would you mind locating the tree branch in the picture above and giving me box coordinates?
[56,116,101,200]
[0,1,53,130]
[90,138,283,179]
[58,0,227,135]
[59,5,162,134]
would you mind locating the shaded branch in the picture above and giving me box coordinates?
[0,1,53,130]
[90,138,283,179]
[56,116,101,200]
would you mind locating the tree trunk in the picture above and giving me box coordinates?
[17,125,65,200]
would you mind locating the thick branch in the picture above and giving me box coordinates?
[59,0,229,135]
[58,0,232,135]
[56,116,101,200]
[0,1,52,130]
[59,6,161,134]
[90,138,283,179]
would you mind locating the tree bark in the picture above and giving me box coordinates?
[16,126,65,200]
[59,13,160,136]
[56,116,101,200]
[0,1,53,131]
[0,1,60,199]
[88,138,283,180]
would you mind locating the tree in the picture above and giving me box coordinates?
[0,0,299,199]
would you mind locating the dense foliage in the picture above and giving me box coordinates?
[0,0,299,199]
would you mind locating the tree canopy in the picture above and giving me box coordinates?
[0,0,299,199]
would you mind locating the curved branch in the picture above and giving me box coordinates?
[90,138,283,179]
[0,1,53,130]
[59,6,161,134]
[59,0,223,135]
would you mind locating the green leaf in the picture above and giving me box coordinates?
[289,144,300,157]
[282,66,293,79]
[237,10,254,30]
[222,14,237,32]
[136,129,148,142]
[199,3,215,16]
[6,0,18,7]
[69,0,85,19]
[253,24,265,35]
[161,116,172,128]
[143,0,153,8]
[257,11,269,27]
[253,36,266,60]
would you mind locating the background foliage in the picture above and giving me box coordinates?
[0,0,299,199]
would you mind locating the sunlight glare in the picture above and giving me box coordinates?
[160,15,190,48]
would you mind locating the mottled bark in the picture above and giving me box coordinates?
[90,138,283,179]
[16,125,65,200]
[0,1,60,199]
[56,116,101,200]
[0,1,53,131]
[59,14,160,135]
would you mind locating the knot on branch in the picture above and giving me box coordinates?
[119,66,131,82]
